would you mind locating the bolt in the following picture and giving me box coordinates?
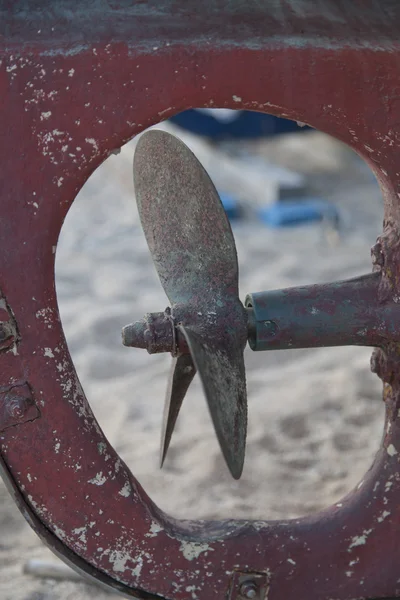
[7,396,29,420]
[240,580,258,599]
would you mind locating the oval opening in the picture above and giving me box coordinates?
[56,108,384,521]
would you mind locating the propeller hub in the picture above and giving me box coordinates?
[122,308,188,355]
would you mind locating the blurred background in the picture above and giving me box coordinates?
[0,109,385,599]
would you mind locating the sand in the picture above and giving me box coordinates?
[0,124,385,599]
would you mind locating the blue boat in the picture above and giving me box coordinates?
[169,108,309,140]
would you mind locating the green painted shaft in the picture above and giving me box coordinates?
[245,273,393,352]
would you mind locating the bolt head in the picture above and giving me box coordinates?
[240,580,258,599]
[7,397,27,420]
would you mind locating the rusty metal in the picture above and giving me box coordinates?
[2,2,400,600]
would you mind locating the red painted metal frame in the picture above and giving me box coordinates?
[1,2,400,599]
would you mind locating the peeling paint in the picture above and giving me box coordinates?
[377,510,391,523]
[145,521,163,538]
[387,444,397,456]
[180,541,213,561]
[88,472,107,486]
[348,529,373,551]
[118,481,131,497]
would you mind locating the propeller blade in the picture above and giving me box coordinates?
[179,324,247,479]
[133,129,239,305]
[160,353,196,467]
[132,129,249,477]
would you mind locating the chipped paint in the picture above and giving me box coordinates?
[348,529,373,551]
[145,521,163,538]
[387,444,397,456]
[97,442,107,455]
[377,510,391,523]
[73,526,87,544]
[88,472,107,486]
[118,481,131,497]
[85,137,99,153]
[180,541,213,561]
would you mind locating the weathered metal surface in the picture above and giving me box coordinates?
[160,353,196,467]
[123,310,180,355]
[0,383,40,432]
[128,133,389,479]
[132,130,249,478]
[246,272,394,351]
[179,323,247,479]
[1,2,400,599]
[134,130,240,305]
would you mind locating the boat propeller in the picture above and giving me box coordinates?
[122,129,248,479]
[122,129,384,480]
